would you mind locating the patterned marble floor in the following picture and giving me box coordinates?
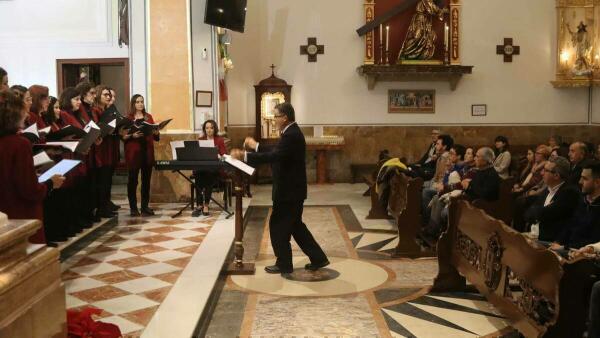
[60,199,223,337]
[203,184,515,338]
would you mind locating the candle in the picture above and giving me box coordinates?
[379,24,383,47]
[444,24,449,51]
[386,25,390,54]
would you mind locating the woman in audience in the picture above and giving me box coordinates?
[518,148,535,183]
[29,85,50,129]
[0,89,64,243]
[513,145,550,195]
[193,119,227,217]
[493,135,511,179]
[0,67,8,90]
[123,94,159,216]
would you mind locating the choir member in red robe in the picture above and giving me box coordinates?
[29,85,50,129]
[0,89,64,243]
[91,85,116,217]
[123,94,159,216]
[193,120,227,217]
[0,67,8,91]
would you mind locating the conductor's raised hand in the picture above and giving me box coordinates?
[230,148,244,161]
[244,137,257,151]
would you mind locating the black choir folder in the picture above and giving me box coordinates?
[74,127,101,154]
[46,125,87,141]
[128,118,173,136]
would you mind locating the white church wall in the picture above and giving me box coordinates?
[227,0,592,127]
[0,0,128,96]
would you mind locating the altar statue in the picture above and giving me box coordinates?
[397,0,448,62]
[567,21,592,76]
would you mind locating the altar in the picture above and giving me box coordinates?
[306,136,345,184]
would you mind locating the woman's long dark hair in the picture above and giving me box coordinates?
[494,135,509,155]
[202,119,219,137]
[128,94,147,119]
[43,96,58,125]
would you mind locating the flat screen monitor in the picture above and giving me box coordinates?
[204,0,247,33]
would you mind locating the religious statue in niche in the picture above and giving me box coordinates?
[566,21,592,76]
[398,0,448,61]
[552,0,599,88]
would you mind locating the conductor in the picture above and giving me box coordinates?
[230,103,329,275]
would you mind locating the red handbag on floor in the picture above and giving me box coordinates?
[67,308,122,338]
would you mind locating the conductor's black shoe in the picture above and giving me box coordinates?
[264,265,293,274]
[305,260,330,271]
[141,207,155,216]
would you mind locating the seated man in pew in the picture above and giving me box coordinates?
[547,161,600,254]
[420,134,454,224]
[571,243,600,338]
[421,147,500,239]
[524,156,581,243]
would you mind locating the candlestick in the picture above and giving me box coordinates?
[444,24,449,52]
[379,24,383,46]
[386,25,390,64]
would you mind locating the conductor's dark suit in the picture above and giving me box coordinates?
[247,122,328,271]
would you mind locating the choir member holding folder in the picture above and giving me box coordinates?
[29,85,50,129]
[123,94,159,216]
[92,85,117,217]
[192,120,226,217]
[0,89,65,244]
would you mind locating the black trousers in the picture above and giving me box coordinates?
[128,166,152,210]
[96,166,113,212]
[269,199,327,270]
[194,170,219,205]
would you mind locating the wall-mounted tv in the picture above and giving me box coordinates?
[204,0,247,33]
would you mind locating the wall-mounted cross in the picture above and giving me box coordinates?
[300,37,325,62]
[496,38,520,62]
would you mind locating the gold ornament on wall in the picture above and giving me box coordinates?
[552,0,600,88]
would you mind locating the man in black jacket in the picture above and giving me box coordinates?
[231,103,328,275]
[550,161,600,251]
[463,147,501,201]
[525,156,581,242]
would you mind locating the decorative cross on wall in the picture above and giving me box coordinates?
[496,38,520,62]
[300,37,325,62]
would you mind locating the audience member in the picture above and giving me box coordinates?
[421,134,453,223]
[513,145,550,195]
[569,141,589,186]
[493,135,511,179]
[549,161,600,251]
[0,67,7,90]
[524,156,580,242]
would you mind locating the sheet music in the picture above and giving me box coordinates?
[170,141,185,160]
[222,155,255,176]
[45,141,79,152]
[108,119,116,128]
[199,140,214,148]
[39,126,51,134]
[84,120,100,133]
[38,159,80,183]
[23,123,39,137]
[33,151,53,167]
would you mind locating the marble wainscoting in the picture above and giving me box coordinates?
[227,125,600,183]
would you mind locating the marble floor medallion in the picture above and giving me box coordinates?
[230,256,390,297]
[282,267,341,282]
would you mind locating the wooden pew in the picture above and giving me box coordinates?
[432,199,599,338]
[387,173,432,257]
[471,177,515,226]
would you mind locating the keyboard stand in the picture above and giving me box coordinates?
[170,170,234,219]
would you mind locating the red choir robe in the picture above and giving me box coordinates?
[124,113,159,170]
[91,107,116,168]
[0,133,49,243]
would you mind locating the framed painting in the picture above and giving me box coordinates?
[388,89,435,113]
